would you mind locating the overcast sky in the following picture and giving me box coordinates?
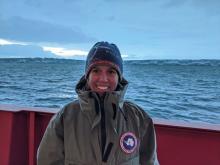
[0,0,220,59]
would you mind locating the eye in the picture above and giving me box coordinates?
[108,69,117,75]
[90,68,99,73]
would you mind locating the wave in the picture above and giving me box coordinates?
[0,58,85,64]
[1,58,220,66]
[125,59,220,66]
[1,58,220,124]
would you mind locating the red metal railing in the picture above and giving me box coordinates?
[0,104,220,165]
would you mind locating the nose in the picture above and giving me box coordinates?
[99,71,108,82]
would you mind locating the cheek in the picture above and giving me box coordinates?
[87,76,95,89]
[110,77,119,90]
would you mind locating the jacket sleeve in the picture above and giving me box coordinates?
[139,118,160,165]
[37,111,64,165]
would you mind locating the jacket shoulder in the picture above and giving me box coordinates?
[123,100,152,121]
[51,100,80,123]
[58,100,80,114]
[123,101,155,140]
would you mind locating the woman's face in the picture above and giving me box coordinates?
[87,64,119,96]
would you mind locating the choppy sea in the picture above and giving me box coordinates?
[0,58,220,124]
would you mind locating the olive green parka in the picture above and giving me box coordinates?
[37,76,159,165]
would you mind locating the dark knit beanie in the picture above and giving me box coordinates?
[85,41,123,80]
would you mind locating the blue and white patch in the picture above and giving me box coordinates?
[120,132,138,154]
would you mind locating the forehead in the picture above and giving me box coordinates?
[91,64,116,70]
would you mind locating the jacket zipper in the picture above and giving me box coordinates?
[95,94,113,163]
[100,97,107,160]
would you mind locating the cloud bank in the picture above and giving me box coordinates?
[0,44,55,58]
[0,16,96,44]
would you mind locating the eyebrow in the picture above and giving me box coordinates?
[92,66,116,70]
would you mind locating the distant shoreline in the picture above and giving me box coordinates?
[0,57,220,61]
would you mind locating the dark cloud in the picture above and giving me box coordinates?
[0,44,56,58]
[24,0,78,6]
[192,0,220,14]
[163,0,220,14]
[162,0,187,7]
[0,16,96,44]
[164,0,220,6]
[106,16,115,21]
[192,0,220,6]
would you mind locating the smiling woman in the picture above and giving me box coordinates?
[37,41,160,165]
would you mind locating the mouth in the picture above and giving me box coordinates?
[97,86,108,90]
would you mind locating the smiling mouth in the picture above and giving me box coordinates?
[97,86,108,90]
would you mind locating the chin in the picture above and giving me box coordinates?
[96,91,107,96]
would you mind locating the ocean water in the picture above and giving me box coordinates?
[0,58,220,124]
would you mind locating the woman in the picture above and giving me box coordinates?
[37,41,159,165]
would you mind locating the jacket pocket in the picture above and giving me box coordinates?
[119,155,140,165]
[65,159,84,165]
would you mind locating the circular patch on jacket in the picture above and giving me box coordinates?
[120,132,138,154]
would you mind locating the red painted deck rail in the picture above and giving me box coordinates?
[0,104,220,165]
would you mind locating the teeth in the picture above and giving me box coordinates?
[97,86,108,90]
